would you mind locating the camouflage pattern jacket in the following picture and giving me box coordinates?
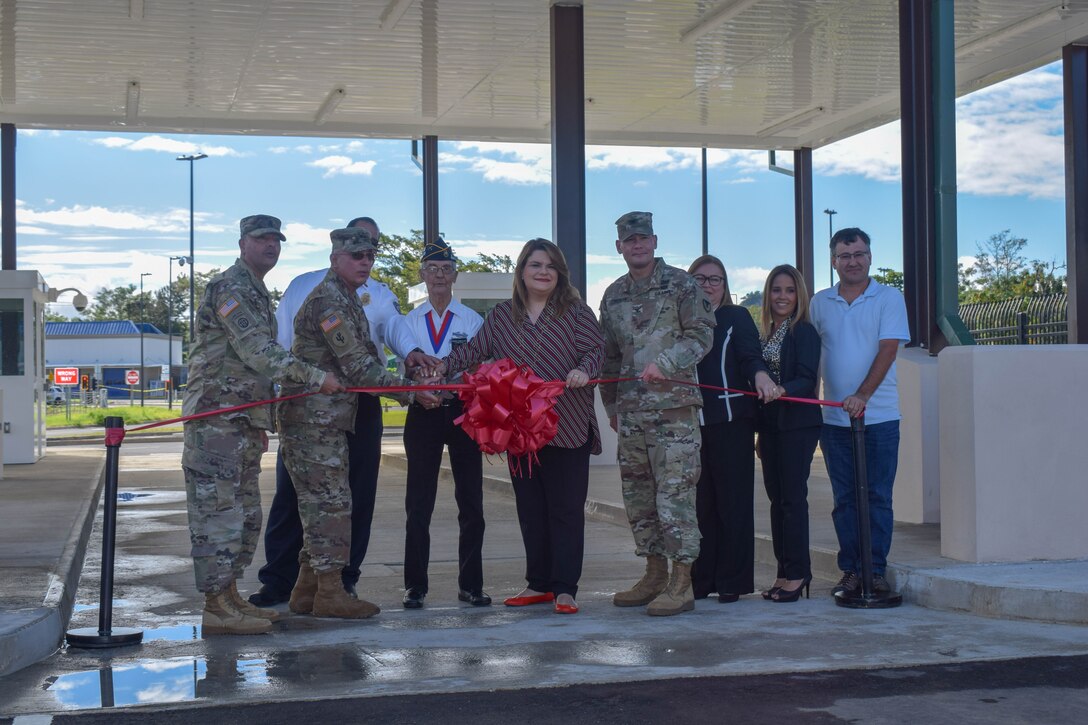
[278,269,401,432]
[183,258,326,430]
[599,258,716,415]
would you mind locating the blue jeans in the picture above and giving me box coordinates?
[820,420,899,576]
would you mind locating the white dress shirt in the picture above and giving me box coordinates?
[275,268,401,350]
[385,297,483,362]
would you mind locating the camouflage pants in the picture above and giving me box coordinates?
[617,407,702,564]
[280,424,351,574]
[182,418,264,593]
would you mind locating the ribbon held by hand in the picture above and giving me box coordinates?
[454,359,565,471]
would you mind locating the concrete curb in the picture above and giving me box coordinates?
[0,457,105,677]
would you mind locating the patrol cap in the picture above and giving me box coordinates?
[330,226,377,254]
[239,214,286,241]
[421,236,455,262]
[615,211,654,241]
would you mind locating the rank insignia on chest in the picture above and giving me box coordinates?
[218,297,240,317]
[359,292,371,306]
[321,314,342,332]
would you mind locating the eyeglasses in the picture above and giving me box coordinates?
[693,275,724,287]
[834,251,870,263]
[349,250,376,261]
[422,265,455,276]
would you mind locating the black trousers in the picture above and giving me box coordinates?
[692,418,755,596]
[257,394,383,592]
[509,433,592,598]
[758,423,820,580]
[402,399,485,594]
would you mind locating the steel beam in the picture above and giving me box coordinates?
[422,135,439,245]
[1065,44,1088,344]
[550,3,586,296]
[793,147,815,295]
[1,123,14,270]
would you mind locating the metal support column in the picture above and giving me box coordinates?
[1065,44,1088,344]
[701,148,709,256]
[422,135,439,245]
[793,147,815,294]
[550,2,587,296]
[1,123,15,270]
[899,0,971,353]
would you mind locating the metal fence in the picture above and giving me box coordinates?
[959,294,1068,345]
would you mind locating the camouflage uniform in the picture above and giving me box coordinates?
[277,229,404,575]
[183,219,327,595]
[600,247,716,565]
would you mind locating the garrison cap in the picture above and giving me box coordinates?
[421,236,455,262]
[239,214,286,241]
[330,226,377,254]
[615,211,654,241]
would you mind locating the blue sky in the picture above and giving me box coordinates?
[8,61,1067,317]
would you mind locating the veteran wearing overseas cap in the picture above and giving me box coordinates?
[275,226,419,619]
[182,214,344,636]
[252,216,409,608]
[385,238,490,609]
[599,211,716,616]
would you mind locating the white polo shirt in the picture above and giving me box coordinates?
[275,268,401,350]
[810,278,910,427]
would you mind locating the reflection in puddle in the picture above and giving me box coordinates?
[73,599,135,612]
[50,658,206,709]
[143,624,200,642]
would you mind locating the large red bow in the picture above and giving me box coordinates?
[454,359,565,469]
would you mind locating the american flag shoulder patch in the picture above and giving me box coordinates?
[218,297,240,317]
[321,314,342,332]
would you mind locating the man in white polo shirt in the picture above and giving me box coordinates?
[810,227,910,598]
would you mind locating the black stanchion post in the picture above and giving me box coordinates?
[67,416,144,648]
[835,414,902,609]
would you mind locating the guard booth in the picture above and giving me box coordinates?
[0,270,48,464]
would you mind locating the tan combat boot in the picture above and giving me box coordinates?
[228,581,282,622]
[311,571,381,619]
[647,561,695,616]
[202,590,272,635]
[289,561,318,614]
[613,554,669,607]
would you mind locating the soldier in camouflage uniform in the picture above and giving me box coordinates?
[183,214,343,636]
[277,226,423,620]
[599,211,716,616]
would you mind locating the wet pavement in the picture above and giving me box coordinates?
[2,434,1088,719]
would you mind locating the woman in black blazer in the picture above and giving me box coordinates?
[688,255,777,602]
[757,264,822,602]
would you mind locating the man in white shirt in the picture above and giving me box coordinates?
[251,216,403,604]
[810,227,910,599]
[385,237,489,608]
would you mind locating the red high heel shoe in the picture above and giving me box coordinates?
[503,592,555,607]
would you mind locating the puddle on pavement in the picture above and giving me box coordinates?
[73,599,136,612]
[117,492,153,502]
[49,658,209,709]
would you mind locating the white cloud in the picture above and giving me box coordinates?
[91,134,241,157]
[307,155,377,178]
[16,225,56,235]
[268,146,290,154]
[727,177,756,184]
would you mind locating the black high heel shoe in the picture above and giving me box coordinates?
[760,587,781,601]
[771,576,811,603]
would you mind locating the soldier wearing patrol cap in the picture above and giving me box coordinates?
[599,211,716,616]
[252,216,415,608]
[276,226,425,619]
[182,214,344,635]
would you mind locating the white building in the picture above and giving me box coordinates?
[45,321,185,398]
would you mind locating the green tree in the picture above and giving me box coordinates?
[873,267,904,290]
[740,290,762,307]
[959,230,1066,303]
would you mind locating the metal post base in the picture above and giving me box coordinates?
[834,590,903,609]
[66,627,143,649]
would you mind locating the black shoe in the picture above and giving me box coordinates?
[403,589,425,609]
[717,593,740,603]
[343,582,358,598]
[771,576,811,603]
[872,574,892,593]
[832,571,860,597]
[248,585,290,607]
[458,589,493,606]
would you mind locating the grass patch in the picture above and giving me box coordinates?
[48,401,409,429]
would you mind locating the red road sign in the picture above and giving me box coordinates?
[54,367,80,385]
[125,370,141,385]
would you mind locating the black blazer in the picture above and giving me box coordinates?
[696,306,769,426]
[760,320,823,431]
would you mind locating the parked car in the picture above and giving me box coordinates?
[47,385,65,404]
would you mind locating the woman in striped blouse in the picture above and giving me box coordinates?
[443,238,605,614]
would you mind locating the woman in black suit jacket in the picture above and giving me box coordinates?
[757,264,822,603]
[688,255,777,602]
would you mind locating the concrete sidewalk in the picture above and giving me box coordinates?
[2,429,1087,714]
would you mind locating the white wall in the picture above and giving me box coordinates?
[46,334,182,367]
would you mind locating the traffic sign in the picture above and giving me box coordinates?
[125,370,141,385]
[54,367,79,385]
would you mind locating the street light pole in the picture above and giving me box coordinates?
[823,208,837,287]
[139,272,151,407]
[176,153,208,347]
[167,255,189,410]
